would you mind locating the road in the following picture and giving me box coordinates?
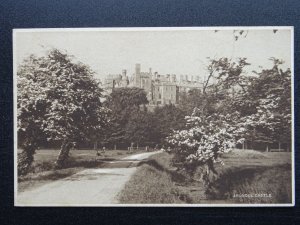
[16,151,161,206]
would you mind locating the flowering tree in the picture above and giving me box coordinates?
[167,108,244,180]
[167,58,291,182]
[167,58,250,180]
[235,59,292,149]
[17,49,110,173]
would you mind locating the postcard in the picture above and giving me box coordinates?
[14,27,294,206]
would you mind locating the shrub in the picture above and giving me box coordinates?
[167,108,244,181]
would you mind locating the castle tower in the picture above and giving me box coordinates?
[171,74,176,83]
[135,63,141,87]
[166,74,170,82]
[180,75,184,82]
[135,63,141,74]
[121,69,129,87]
[122,69,127,78]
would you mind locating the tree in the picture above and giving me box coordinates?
[17,49,110,172]
[106,87,148,110]
[178,89,218,116]
[167,55,291,182]
[167,108,244,181]
[125,109,159,147]
[153,104,185,143]
[104,87,149,148]
[17,54,50,174]
[203,57,250,94]
[177,57,251,122]
[239,59,292,149]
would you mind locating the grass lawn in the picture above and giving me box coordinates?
[118,149,292,204]
[18,149,142,192]
[118,152,192,204]
[206,149,292,204]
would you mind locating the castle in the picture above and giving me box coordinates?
[103,64,204,106]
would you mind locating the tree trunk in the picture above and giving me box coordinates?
[56,140,73,168]
[18,141,36,176]
[201,160,218,184]
[94,141,98,150]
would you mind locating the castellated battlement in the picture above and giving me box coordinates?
[103,63,203,105]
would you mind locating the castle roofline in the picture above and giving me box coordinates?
[154,82,177,86]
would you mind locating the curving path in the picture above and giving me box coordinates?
[16,151,161,206]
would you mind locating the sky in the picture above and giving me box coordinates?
[15,28,292,81]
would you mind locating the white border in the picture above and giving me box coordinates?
[291,26,295,207]
[13,28,18,207]
[13,26,295,207]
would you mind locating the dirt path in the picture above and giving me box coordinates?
[16,151,161,206]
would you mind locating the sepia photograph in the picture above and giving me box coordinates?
[13,27,294,206]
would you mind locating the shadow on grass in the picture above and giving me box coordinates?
[18,168,82,183]
[137,159,187,183]
[97,158,118,162]
[41,171,77,180]
[64,172,124,181]
[64,156,136,169]
[64,160,105,169]
[27,159,107,174]
[206,163,292,203]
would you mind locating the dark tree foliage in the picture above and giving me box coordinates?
[104,87,149,148]
[105,89,186,148]
[153,104,186,144]
[125,109,160,147]
[108,87,148,110]
[178,89,218,116]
